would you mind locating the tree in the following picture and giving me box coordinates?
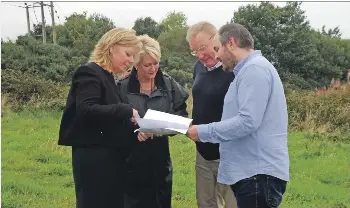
[156,11,194,86]
[159,11,187,32]
[55,12,115,57]
[158,27,190,54]
[132,17,162,39]
[30,12,115,57]
[321,25,342,38]
[31,23,53,43]
[230,1,346,89]
[168,69,193,87]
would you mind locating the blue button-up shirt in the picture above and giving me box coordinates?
[197,50,290,185]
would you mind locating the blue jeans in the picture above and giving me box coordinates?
[230,174,287,208]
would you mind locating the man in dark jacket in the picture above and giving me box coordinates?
[186,22,237,208]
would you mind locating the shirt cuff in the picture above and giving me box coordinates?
[197,124,212,143]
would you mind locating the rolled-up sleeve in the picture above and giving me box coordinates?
[198,65,271,143]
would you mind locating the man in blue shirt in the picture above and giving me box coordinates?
[187,23,290,208]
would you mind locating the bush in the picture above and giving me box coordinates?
[1,69,69,111]
[1,36,87,83]
[287,83,350,136]
[167,69,193,87]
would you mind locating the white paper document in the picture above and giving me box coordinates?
[134,109,192,135]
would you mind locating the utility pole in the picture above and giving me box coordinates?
[25,3,31,36]
[50,1,57,44]
[40,1,46,44]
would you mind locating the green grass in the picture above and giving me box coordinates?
[1,110,350,208]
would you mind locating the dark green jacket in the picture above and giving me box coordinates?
[118,67,189,208]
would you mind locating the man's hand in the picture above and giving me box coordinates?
[186,125,200,142]
[137,132,153,142]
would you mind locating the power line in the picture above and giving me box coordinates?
[32,3,39,24]
[55,3,82,40]
[47,3,52,17]
[53,5,76,42]
[55,3,66,20]
[2,2,40,36]
[2,2,26,8]
[55,10,63,24]
[29,12,36,26]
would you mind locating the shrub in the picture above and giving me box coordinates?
[1,36,87,83]
[287,83,350,136]
[1,69,69,111]
[168,69,193,87]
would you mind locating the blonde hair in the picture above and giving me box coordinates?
[89,27,141,68]
[134,34,161,67]
[186,21,217,43]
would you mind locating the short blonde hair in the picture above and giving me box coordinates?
[134,34,161,67]
[186,21,217,43]
[89,27,141,67]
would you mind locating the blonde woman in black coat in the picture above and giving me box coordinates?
[59,28,142,208]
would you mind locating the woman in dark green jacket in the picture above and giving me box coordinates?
[117,34,189,208]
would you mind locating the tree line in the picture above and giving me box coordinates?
[2,2,350,90]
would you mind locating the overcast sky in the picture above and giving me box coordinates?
[1,1,350,41]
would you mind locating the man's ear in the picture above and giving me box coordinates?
[228,36,235,47]
[228,36,239,49]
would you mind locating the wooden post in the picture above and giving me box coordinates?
[25,3,31,36]
[40,1,46,44]
[50,1,56,44]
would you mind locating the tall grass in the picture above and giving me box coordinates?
[287,83,350,139]
[1,110,350,208]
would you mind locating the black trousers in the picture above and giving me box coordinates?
[72,146,127,208]
[124,138,173,208]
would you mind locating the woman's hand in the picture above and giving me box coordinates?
[137,132,153,142]
[130,109,140,125]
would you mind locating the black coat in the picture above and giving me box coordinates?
[58,62,136,148]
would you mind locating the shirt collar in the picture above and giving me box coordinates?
[232,50,262,76]
[206,61,222,71]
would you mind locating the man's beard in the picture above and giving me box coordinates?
[222,64,231,73]
[221,49,236,73]
[222,59,236,73]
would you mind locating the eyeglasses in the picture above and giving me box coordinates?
[190,34,215,56]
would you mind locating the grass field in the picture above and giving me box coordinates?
[1,110,350,208]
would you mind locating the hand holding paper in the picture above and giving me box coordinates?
[131,108,140,125]
[135,109,193,136]
[137,132,153,142]
[186,125,200,142]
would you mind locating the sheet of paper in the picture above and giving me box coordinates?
[134,109,192,135]
[134,128,180,135]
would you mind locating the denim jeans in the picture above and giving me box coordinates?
[230,174,287,208]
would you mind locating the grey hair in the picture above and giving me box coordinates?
[218,23,254,49]
[186,21,217,43]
